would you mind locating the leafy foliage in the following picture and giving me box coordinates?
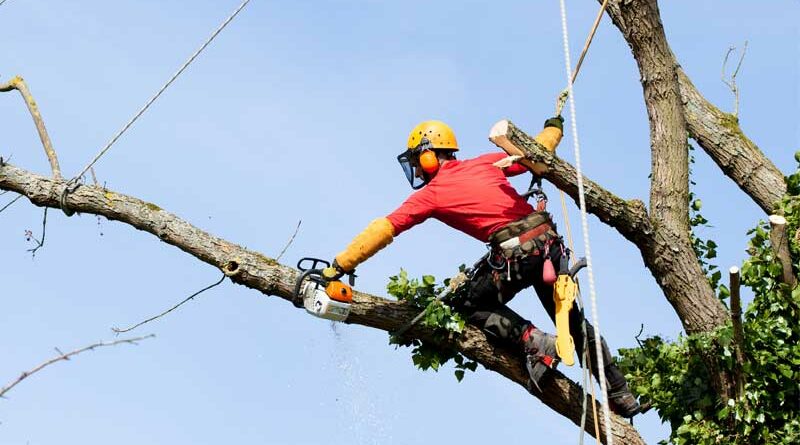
[386,269,478,381]
[618,154,800,444]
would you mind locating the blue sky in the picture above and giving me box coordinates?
[1,1,797,444]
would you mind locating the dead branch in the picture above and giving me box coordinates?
[769,215,797,287]
[0,76,62,179]
[112,275,226,334]
[721,42,748,118]
[26,207,48,257]
[275,219,302,262]
[0,335,155,399]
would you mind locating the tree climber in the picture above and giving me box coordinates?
[323,119,642,417]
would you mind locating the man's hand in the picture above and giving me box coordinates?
[544,116,564,131]
[322,259,346,281]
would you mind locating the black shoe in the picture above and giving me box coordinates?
[608,388,642,418]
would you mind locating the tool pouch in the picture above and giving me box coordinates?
[489,212,557,259]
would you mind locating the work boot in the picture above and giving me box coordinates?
[521,325,559,392]
[605,364,642,418]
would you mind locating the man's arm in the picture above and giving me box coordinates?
[325,189,435,278]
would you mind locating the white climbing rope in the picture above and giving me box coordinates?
[557,1,614,444]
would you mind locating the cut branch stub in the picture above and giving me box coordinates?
[769,215,797,287]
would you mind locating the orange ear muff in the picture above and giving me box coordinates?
[419,150,439,174]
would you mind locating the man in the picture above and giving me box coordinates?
[323,119,641,417]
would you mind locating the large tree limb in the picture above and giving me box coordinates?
[0,162,643,445]
[678,69,787,213]
[489,119,652,246]
[599,0,786,214]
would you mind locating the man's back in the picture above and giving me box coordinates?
[387,152,534,242]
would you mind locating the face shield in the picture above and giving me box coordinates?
[397,149,427,190]
[397,138,434,190]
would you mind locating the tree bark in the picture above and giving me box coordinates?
[0,162,644,445]
[599,0,787,214]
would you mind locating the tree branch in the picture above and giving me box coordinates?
[489,119,652,246]
[598,0,786,214]
[721,42,747,118]
[0,335,154,399]
[677,69,786,214]
[0,162,643,444]
[0,76,62,179]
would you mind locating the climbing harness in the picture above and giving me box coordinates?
[60,0,253,216]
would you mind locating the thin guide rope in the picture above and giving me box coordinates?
[558,1,614,444]
[72,0,252,182]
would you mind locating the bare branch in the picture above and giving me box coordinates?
[26,207,48,257]
[0,335,155,399]
[112,274,226,334]
[0,193,22,213]
[0,76,62,179]
[721,42,748,118]
[275,219,302,262]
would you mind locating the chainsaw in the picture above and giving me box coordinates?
[293,257,355,322]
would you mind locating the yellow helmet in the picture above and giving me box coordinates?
[406,120,458,151]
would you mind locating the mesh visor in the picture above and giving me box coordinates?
[397,150,427,190]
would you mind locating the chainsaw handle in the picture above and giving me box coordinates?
[297,257,330,272]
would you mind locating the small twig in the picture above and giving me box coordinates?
[0,76,62,179]
[27,207,48,257]
[112,274,226,334]
[721,41,748,118]
[0,0,9,7]
[89,167,99,186]
[634,323,645,348]
[0,194,23,214]
[0,335,155,399]
[275,220,302,262]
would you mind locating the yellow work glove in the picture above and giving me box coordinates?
[334,217,395,272]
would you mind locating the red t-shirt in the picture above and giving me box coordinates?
[386,152,534,242]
